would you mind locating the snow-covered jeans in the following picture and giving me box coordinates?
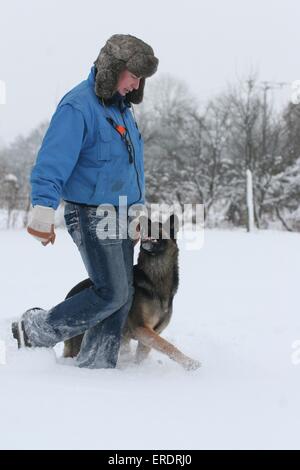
[22,202,135,369]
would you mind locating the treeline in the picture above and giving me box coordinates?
[1,73,300,231]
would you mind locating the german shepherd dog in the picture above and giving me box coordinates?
[63,215,201,370]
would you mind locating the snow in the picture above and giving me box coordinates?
[0,228,300,450]
[3,173,18,183]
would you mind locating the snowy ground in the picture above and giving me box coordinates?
[0,228,300,450]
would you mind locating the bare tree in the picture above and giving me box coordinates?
[2,173,19,228]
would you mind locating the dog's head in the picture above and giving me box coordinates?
[139,214,179,256]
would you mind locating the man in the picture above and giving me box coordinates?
[12,34,159,369]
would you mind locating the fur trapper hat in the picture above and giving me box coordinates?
[93,34,159,104]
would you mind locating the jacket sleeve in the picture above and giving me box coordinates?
[30,103,86,209]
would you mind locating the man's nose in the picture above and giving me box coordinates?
[132,78,140,90]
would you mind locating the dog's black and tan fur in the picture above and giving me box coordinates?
[63,215,200,370]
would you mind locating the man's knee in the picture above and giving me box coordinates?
[93,282,129,310]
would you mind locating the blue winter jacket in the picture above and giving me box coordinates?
[30,66,145,209]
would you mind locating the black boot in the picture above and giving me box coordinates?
[11,320,31,348]
[11,307,41,348]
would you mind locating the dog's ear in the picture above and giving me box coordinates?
[139,216,158,239]
[139,215,150,238]
[164,214,179,240]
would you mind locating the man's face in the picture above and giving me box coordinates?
[116,69,141,96]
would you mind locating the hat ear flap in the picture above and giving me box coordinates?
[126,77,146,104]
[94,55,126,99]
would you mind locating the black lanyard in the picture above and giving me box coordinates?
[98,97,134,164]
[105,116,134,164]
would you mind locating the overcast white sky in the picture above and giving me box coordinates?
[0,0,299,146]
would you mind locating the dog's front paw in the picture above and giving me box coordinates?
[183,358,201,371]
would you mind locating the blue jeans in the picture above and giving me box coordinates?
[23,202,135,369]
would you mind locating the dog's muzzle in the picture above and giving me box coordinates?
[140,238,159,254]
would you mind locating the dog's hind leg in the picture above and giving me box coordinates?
[135,341,151,364]
[134,326,201,370]
[63,334,83,358]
